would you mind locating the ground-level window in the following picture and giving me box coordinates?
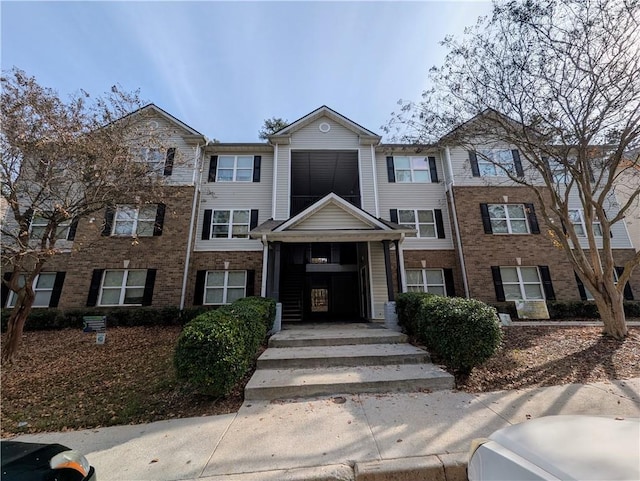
[406,269,446,296]
[6,273,58,308]
[500,266,544,300]
[99,270,147,306]
[204,271,247,304]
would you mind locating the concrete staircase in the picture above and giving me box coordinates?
[245,323,455,400]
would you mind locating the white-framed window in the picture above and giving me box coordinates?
[582,269,620,300]
[112,205,157,237]
[216,155,254,182]
[209,209,250,239]
[488,204,529,234]
[98,270,146,306]
[398,209,436,238]
[547,158,570,183]
[6,273,57,308]
[500,266,544,300]
[393,156,431,183]
[30,214,72,241]
[132,147,165,172]
[568,209,603,237]
[406,269,446,296]
[478,149,516,177]
[204,270,247,304]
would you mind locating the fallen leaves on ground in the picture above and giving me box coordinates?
[2,325,638,437]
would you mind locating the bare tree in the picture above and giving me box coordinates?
[1,68,175,361]
[258,117,288,140]
[386,0,640,338]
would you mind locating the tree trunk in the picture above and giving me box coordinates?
[593,288,628,340]
[2,291,34,363]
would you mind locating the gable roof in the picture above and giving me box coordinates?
[268,106,381,144]
[121,103,206,139]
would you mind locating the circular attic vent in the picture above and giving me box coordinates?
[319,122,331,133]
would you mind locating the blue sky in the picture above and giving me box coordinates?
[2,1,491,141]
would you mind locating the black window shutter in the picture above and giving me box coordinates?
[1,271,12,307]
[428,157,438,183]
[24,208,34,230]
[194,270,206,305]
[480,204,493,234]
[246,270,255,297]
[444,268,456,297]
[386,157,395,182]
[163,148,175,176]
[154,203,166,236]
[512,150,524,177]
[67,218,79,241]
[87,269,104,306]
[142,269,156,306]
[434,209,445,238]
[615,267,634,300]
[49,272,66,307]
[208,156,218,182]
[560,219,567,235]
[491,266,505,302]
[102,206,115,236]
[469,151,480,177]
[250,210,259,230]
[525,203,540,234]
[253,156,261,182]
[575,272,588,301]
[202,209,212,240]
[539,265,556,300]
[390,209,398,224]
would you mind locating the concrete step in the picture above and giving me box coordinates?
[257,343,430,369]
[269,325,408,348]
[245,364,455,400]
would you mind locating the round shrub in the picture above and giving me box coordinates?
[231,296,276,333]
[395,292,434,336]
[174,309,252,397]
[418,296,502,374]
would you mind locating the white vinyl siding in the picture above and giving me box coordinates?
[290,117,360,149]
[289,204,373,230]
[274,145,290,220]
[369,241,388,320]
[358,146,377,214]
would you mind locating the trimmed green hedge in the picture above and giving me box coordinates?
[173,296,275,397]
[396,292,434,336]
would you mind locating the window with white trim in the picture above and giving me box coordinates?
[99,270,146,306]
[6,273,57,308]
[217,155,254,182]
[132,147,165,172]
[500,266,544,300]
[478,150,515,176]
[209,210,250,239]
[488,204,529,234]
[568,209,603,237]
[547,158,570,183]
[204,271,247,304]
[398,209,436,238]
[113,205,157,237]
[30,214,72,241]
[393,156,430,183]
[582,269,620,300]
[406,269,446,296]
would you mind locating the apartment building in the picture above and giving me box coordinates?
[2,105,637,317]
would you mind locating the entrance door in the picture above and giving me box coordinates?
[306,271,359,321]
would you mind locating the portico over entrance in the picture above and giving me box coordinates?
[250,193,415,322]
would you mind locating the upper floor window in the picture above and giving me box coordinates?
[201,209,258,240]
[487,204,529,234]
[6,273,59,308]
[568,209,603,237]
[547,158,570,183]
[99,269,146,306]
[102,204,164,238]
[133,147,165,171]
[398,209,436,238]
[406,269,446,296]
[471,149,523,177]
[386,156,438,183]
[217,155,253,182]
[30,214,75,241]
[481,203,539,235]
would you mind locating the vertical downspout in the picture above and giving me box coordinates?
[261,235,269,296]
[444,146,470,298]
[180,142,204,309]
[272,143,278,220]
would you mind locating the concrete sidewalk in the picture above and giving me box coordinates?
[15,378,640,481]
